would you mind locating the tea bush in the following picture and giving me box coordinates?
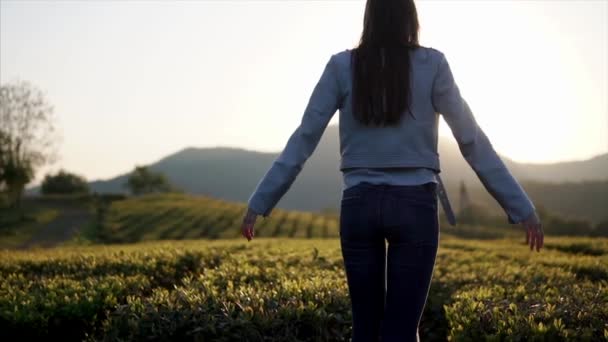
[1,237,606,341]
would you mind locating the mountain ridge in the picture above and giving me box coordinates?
[26,124,607,222]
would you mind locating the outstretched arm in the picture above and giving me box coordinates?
[246,54,343,219]
[431,51,536,224]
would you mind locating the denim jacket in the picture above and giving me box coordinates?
[247,46,536,224]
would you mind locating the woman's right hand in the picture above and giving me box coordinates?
[241,207,258,241]
[521,210,543,252]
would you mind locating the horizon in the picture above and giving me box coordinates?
[35,130,608,186]
[2,0,607,186]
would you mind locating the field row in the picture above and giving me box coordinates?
[98,193,340,243]
[1,236,607,341]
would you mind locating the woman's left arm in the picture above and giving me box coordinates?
[246,53,344,219]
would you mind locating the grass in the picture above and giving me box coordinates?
[0,206,60,249]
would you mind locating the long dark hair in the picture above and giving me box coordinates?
[351,0,421,127]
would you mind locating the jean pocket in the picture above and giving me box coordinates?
[341,194,362,205]
[342,184,362,199]
[341,184,364,201]
[423,182,437,197]
[391,191,436,208]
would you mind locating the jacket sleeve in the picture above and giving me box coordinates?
[431,51,536,224]
[247,54,343,218]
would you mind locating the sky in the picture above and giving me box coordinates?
[1,0,607,186]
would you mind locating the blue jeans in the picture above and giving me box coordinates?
[339,181,440,342]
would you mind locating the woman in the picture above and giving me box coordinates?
[241,0,544,340]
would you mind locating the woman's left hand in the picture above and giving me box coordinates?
[241,207,258,241]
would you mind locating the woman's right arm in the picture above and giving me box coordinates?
[431,50,537,225]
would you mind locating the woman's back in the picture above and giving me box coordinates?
[335,46,441,197]
[247,45,535,226]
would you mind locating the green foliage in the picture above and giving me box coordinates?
[0,156,34,209]
[95,192,338,243]
[457,180,608,229]
[450,202,606,237]
[41,169,89,195]
[92,192,608,245]
[0,237,606,341]
[0,199,60,249]
[595,218,608,236]
[529,205,608,237]
[0,80,58,209]
[521,180,608,226]
[123,166,175,196]
[0,193,8,208]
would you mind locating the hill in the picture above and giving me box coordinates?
[25,124,608,223]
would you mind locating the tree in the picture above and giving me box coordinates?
[41,169,89,195]
[124,166,173,195]
[0,80,58,209]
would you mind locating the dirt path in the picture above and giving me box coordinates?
[18,208,93,249]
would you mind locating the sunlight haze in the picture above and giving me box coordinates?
[1,0,606,185]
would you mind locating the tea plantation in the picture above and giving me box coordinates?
[1,235,606,341]
[95,193,341,242]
